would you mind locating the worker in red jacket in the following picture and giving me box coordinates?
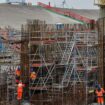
[17,80,25,100]
[95,85,105,105]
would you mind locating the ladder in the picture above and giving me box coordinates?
[60,37,75,65]
[61,59,74,87]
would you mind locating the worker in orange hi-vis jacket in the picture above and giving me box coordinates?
[17,81,25,100]
[95,84,105,105]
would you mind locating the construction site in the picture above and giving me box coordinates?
[0,0,105,105]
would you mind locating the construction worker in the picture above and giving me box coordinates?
[15,66,21,84]
[95,84,105,105]
[30,71,37,81]
[17,80,25,100]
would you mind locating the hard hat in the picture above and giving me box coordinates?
[18,83,23,87]
[33,72,36,74]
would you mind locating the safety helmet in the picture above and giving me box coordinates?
[18,83,22,87]
[33,72,36,74]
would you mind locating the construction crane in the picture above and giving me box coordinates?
[95,0,105,17]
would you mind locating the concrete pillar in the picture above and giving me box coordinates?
[100,6,105,18]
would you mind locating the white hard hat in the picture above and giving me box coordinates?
[33,72,36,74]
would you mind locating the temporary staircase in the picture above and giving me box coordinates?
[60,36,75,65]
[61,59,74,87]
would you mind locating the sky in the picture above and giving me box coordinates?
[0,0,99,9]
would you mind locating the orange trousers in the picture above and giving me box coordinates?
[17,92,22,100]
[97,97,104,104]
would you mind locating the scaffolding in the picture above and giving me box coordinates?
[0,27,21,105]
[21,20,98,105]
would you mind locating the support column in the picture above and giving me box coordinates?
[100,7,105,18]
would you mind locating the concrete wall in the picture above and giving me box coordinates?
[100,7,105,18]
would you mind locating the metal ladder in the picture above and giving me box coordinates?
[60,59,74,87]
[60,37,75,65]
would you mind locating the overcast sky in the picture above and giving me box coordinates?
[0,0,99,9]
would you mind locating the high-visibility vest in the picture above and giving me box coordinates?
[17,83,24,93]
[15,70,21,76]
[96,88,105,97]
